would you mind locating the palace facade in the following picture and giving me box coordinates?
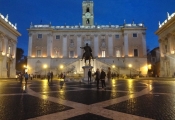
[0,13,21,78]
[27,0,148,77]
[155,12,175,77]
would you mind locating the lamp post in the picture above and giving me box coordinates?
[60,65,64,73]
[148,64,152,77]
[24,65,27,73]
[128,64,132,78]
[112,65,115,79]
[43,64,47,79]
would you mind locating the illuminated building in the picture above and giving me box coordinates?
[27,0,147,77]
[155,12,175,77]
[0,13,21,78]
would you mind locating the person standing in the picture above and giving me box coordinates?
[88,69,92,83]
[107,67,111,82]
[24,72,29,84]
[100,69,106,90]
[63,72,66,81]
[94,68,100,89]
[30,74,33,80]
[19,73,23,83]
[47,71,51,82]
[50,71,53,82]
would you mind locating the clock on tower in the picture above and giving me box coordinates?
[82,0,94,26]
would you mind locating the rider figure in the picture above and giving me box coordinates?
[80,43,94,61]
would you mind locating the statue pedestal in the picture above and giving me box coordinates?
[82,66,93,82]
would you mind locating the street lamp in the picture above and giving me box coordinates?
[128,64,132,78]
[43,64,47,79]
[60,64,64,73]
[112,65,115,79]
[148,64,152,77]
[24,65,27,73]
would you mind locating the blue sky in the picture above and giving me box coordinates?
[0,0,175,55]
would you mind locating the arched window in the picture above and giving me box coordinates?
[55,50,59,58]
[116,50,121,57]
[86,19,90,24]
[69,51,74,58]
[102,51,105,57]
[86,7,90,12]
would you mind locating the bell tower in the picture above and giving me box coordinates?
[82,0,94,26]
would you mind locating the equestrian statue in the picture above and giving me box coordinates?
[80,43,94,66]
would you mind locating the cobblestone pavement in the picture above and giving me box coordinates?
[0,78,175,120]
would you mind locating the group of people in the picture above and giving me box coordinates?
[17,72,33,84]
[47,71,53,83]
[88,67,111,90]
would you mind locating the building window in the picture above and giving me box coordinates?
[37,50,41,57]
[8,46,11,54]
[133,33,137,37]
[55,50,59,58]
[38,34,42,39]
[152,57,156,63]
[115,35,119,39]
[102,51,105,57]
[84,40,91,46]
[69,51,74,58]
[134,49,138,57]
[102,35,105,39]
[116,50,121,57]
[56,35,60,39]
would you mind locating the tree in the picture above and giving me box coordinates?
[16,48,27,71]
[16,48,24,64]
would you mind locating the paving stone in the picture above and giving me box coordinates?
[43,90,128,105]
[105,94,175,120]
[0,95,72,120]
[66,113,112,120]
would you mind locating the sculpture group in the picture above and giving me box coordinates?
[80,43,94,66]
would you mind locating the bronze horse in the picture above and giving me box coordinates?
[82,51,93,66]
[80,43,94,66]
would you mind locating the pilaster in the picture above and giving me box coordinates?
[63,35,68,57]
[108,34,113,57]
[77,35,82,58]
[47,33,52,57]
[142,32,147,56]
[124,33,128,57]
[94,34,98,57]
[28,33,32,56]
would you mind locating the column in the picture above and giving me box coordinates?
[108,34,113,57]
[13,42,17,58]
[12,42,16,68]
[3,35,8,54]
[47,33,53,57]
[77,35,82,58]
[62,35,68,57]
[124,33,128,56]
[142,32,147,56]
[2,35,8,77]
[28,33,32,56]
[159,39,164,57]
[94,34,98,57]
[168,34,173,53]
[50,34,53,57]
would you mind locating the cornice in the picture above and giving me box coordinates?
[0,19,21,37]
[155,16,175,35]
